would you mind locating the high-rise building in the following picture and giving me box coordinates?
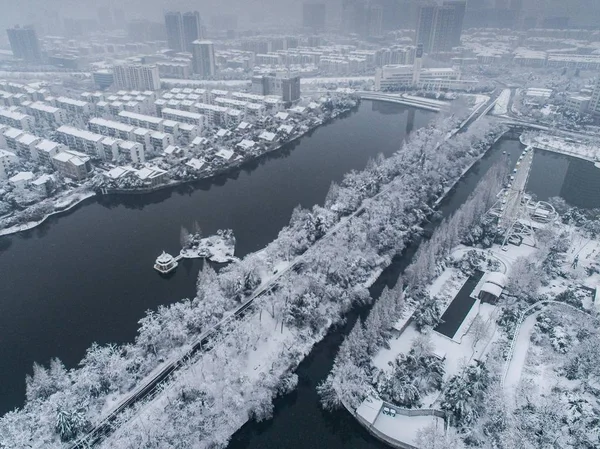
[415,4,436,53]
[164,11,184,52]
[252,73,301,103]
[415,1,466,53]
[113,64,161,91]
[445,1,466,47]
[6,26,42,63]
[368,4,384,37]
[97,6,114,29]
[191,41,216,79]
[303,3,326,32]
[281,76,301,103]
[183,12,203,52]
[93,70,115,89]
[341,0,360,34]
[341,0,384,37]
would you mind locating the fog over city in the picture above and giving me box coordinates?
[1,1,600,448]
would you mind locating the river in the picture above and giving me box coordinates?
[1,101,598,434]
[0,101,431,415]
[225,138,600,449]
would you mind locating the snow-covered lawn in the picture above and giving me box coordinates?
[181,233,236,263]
[491,89,511,116]
[102,310,301,448]
[373,266,500,403]
[373,412,443,446]
[510,307,600,443]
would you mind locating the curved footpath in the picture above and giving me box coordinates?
[502,300,598,408]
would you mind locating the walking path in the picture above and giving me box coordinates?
[502,311,539,408]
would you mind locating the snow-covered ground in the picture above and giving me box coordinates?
[491,89,511,116]
[103,310,301,448]
[373,411,442,446]
[180,233,237,263]
[162,76,374,89]
[0,190,95,237]
[522,133,600,162]
[356,397,444,448]
[373,265,500,390]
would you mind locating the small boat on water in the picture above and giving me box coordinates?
[154,251,178,274]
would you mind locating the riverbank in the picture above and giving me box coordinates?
[0,189,95,238]
[0,104,357,238]
[520,131,600,163]
[88,113,502,448]
[338,176,600,448]
[0,105,498,447]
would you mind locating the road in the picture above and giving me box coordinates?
[68,90,500,449]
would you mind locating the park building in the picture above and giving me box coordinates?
[477,272,508,304]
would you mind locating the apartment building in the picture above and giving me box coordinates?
[55,126,105,159]
[0,108,35,131]
[52,150,92,180]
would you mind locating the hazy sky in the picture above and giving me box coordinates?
[0,0,599,37]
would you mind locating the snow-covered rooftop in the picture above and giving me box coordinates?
[17,133,39,146]
[215,148,235,160]
[186,158,205,170]
[278,124,294,134]
[259,131,276,142]
[9,171,34,183]
[57,125,104,142]
[137,166,167,180]
[236,139,255,150]
[90,117,135,133]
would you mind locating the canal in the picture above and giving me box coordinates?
[225,138,600,449]
[0,101,431,414]
[1,99,598,449]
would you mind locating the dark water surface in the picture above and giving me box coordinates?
[0,101,431,414]
[434,271,483,339]
[226,139,598,449]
